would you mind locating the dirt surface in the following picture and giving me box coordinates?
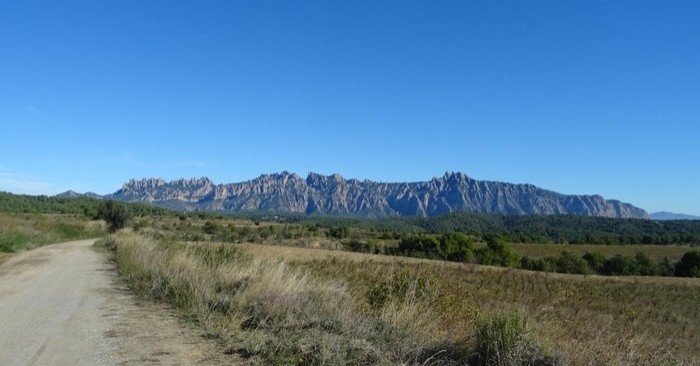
[0,240,232,366]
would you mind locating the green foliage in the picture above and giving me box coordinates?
[202,220,220,235]
[439,231,475,261]
[476,236,519,267]
[0,214,105,252]
[291,211,700,247]
[520,250,679,277]
[555,251,591,275]
[675,250,700,277]
[404,212,700,245]
[328,226,349,239]
[392,232,476,261]
[602,254,639,276]
[0,191,175,217]
[0,231,28,253]
[97,200,132,232]
[582,251,606,272]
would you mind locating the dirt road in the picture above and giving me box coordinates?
[0,240,228,366]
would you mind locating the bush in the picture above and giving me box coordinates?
[96,200,131,233]
[476,236,519,267]
[675,250,700,277]
[555,251,591,275]
[202,220,219,235]
[602,254,640,276]
[582,251,605,273]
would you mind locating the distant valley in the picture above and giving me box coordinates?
[58,172,649,219]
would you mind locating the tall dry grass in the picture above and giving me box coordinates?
[104,230,700,365]
[101,231,550,365]
[282,245,699,366]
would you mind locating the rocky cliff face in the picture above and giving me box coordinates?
[108,172,649,219]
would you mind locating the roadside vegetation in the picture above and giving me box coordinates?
[0,213,104,253]
[99,230,699,365]
[98,231,558,365]
[0,192,170,254]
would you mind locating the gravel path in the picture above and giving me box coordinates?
[0,240,230,366]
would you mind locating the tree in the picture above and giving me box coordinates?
[582,251,606,273]
[96,200,131,233]
[439,232,475,261]
[476,236,519,267]
[675,250,700,277]
[602,254,639,276]
[555,251,591,274]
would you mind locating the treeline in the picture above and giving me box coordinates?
[346,232,700,278]
[289,212,700,245]
[405,213,700,245]
[0,192,176,218]
[4,191,700,246]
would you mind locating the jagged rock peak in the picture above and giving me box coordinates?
[123,178,166,190]
[171,177,214,187]
[442,171,469,180]
[110,171,649,219]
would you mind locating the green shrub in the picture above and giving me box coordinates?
[476,236,519,267]
[202,220,219,235]
[0,231,27,253]
[555,251,591,275]
[675,250,700,277]
[96,200,132,233]
[582,251,605,272]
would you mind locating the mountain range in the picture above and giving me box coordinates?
[58,172,650,219]
[649,212,700,221]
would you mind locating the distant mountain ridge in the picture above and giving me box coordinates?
[92,172,648,218]
[55,190,103,199]
[650,212,700,221]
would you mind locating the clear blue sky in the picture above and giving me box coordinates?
[1,1,698,215]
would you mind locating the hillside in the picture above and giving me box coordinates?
[104,172,649,218]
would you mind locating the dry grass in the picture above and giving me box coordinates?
[246,243,700,366]
[103,231,501,365]
[104,228,699,365]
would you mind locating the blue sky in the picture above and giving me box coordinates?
[1,1,698,215]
